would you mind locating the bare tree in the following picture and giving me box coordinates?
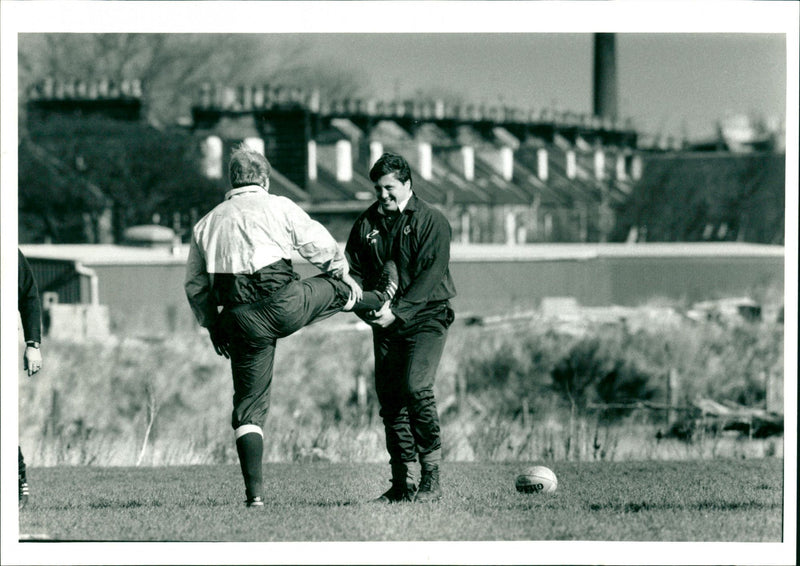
[19,33,367,126]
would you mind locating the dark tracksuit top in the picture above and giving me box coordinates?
[18,250,42,344]
[345,193,456,327]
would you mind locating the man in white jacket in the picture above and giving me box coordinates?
[185,144,397,507]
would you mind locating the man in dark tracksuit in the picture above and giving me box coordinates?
[18,249,43,509]
[185,145,397,507]
[346,152,456,503]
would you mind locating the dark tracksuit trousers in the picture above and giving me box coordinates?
[19,448,26,483]
[373,301,455,465]
[219,273,351,430]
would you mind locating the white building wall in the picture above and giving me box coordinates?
[336,139,353,182]
[201,135,223,179]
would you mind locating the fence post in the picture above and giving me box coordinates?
[765,371,782,413]
[456,373,466,416]
[356,373,367,422]
[567,402,576,461]
[666,368,679,427]
[521,398,530,429]
[46,388,61,438]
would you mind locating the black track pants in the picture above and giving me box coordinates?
[221,275,350,430]
[374,304,454,464]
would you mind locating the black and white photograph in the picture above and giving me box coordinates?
[1,1,797,564]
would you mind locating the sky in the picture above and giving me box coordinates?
[299,32,786,142]
[1,3,794,144]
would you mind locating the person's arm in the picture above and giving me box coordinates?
[286,199,350,278]
[391,211,451,324]
[184,236,217,329]
[18,250,42,344]
[184,236,231,358]
[19,250,43,375]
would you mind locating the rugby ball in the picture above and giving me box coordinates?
[515,465,557,494]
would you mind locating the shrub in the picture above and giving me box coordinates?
[550,331,658,420]
[459,328,564,416]
[668,318,783,407]
[18,302,783,465]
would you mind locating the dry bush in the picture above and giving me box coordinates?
[18,302,783,465]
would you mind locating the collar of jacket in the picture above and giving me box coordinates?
[225,185,267,200]
[372,193,419,217]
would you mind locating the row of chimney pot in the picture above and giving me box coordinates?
[195,84,634,131]
[198,83,313,112]
[28,78,143,100]
[26,79,634,132]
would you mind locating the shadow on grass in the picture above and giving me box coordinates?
[88,499,157,509]
[291,498,367,507]
[81,498,229,510]
[587,500,779,513]
[49,496,368,510]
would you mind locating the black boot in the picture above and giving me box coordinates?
[19,476,29,510]
[415,463,442,503]
[374,463,417,503]
[374,260,399,302]
[19,447,29,510]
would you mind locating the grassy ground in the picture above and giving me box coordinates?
[18,459,783,542]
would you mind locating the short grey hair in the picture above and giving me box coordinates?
[229,144,271,188]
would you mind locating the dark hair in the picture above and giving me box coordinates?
[369,152,412,186]
[229,144,271,188]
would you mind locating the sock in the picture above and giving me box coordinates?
[419,447,442,468]
[235,426,264,500]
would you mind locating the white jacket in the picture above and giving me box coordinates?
[185,185,348,327]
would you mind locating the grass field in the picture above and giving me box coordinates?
[18,458,783,543]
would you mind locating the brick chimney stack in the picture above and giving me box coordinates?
[593,33,618,121]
